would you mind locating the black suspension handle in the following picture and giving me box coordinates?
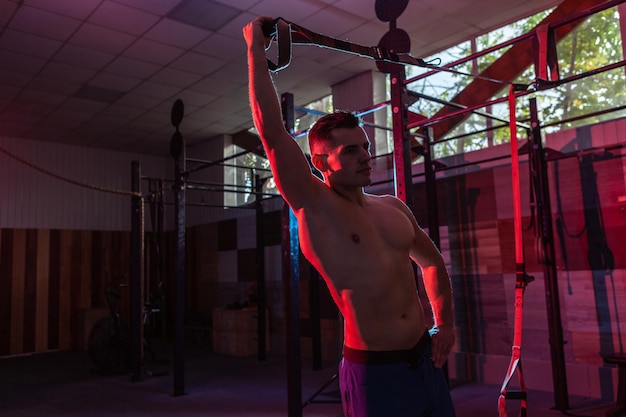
[261,17,292,72]
[262,17,282,37]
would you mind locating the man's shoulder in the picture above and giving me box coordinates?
[365,193,403,206]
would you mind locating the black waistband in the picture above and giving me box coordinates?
[343,330,430,365]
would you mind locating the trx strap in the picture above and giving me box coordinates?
[498,85,534,417]
[262,17,521,87]
[262,17,402,70]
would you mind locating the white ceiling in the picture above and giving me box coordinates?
[0,0,562,157]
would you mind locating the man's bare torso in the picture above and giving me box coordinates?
[295,187,427,351]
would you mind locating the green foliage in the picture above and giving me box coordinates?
[404,6,625,159]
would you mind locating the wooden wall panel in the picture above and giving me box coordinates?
[0,228,133,356]
[23,229,37,353]
[58,230,73,351]
[35,229,49,353]
[10,229,25,355]
[47,230,60,350]
[0,230,12,355]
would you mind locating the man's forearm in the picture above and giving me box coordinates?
[247,44,285,142]
[423,265,455,328]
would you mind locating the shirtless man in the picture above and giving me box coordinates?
[244,17,456,417]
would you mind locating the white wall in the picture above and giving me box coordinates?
[0,136,172,231]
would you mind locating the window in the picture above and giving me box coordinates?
[403,6,624,159]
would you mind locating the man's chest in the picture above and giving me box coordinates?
[303,197,415,253]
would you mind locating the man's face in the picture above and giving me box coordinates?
[317,127,372,187]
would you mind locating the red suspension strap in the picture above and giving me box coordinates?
[498,84,534,417]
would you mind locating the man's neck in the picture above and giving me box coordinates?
[328,183,366,205]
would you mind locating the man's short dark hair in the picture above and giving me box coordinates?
[308,111,362,154]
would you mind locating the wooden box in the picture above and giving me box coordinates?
[212,307,269,356]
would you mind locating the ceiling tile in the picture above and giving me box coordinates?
[206,57,247,82]
[166,114,210,131]
[76,114,124,133]
[189,76,245,96]
[99,104,146,120]
[105,56,161,79]
[115,93,164,110]
[133,80,182,99]
[123,38,185,65]
[144,17,210,48]
[0,50,46,74]
[168,0,241,31]
[298,5,365,38]
[176,89,218,107]
[332,0,379,20]
[338,20,390,46]
[212,0,259,9]
[24,0,101,19]
[0,28,62,60]
[151,98,198,117]
[113,0,184,16]
[48,107,98,124]
[17,89,67,106]
[10,5,81,41]
[28,76,82,95]
[0,68,34,88]
[194,32,244,61]
[132,109,172,125]
[0,121,31,137]
[169,51,224,76]
[61,97,110,114]
[150,67,204,88]
[1,100,53,121]
[53,44,115,70]
[0,1,19,27]
[89,72,143,93]
[89,1,161,35]
[73,85,124,104]
[38,61,97,84]
[70,23,137,54]
[24,124,74,141]
[203,95,248,113]
[0,83,21,100]
[248,0,324,22]
[216,10,256,38]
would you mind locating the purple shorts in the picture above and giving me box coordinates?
[339,331,456,417]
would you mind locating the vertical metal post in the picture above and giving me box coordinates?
[173,141,186,397]
[529,98,569,410]
[422,128,441,247]
[309,265,322,370]
[281,91,302,417]
[283,205,302,417]
[390,68,413,207]
[255,174,267,362]
[130,161,144,382]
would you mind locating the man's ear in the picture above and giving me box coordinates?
[311,154,327,172]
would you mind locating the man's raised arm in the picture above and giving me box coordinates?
[244,17,318,211]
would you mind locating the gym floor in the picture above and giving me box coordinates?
[0,342,616,417]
